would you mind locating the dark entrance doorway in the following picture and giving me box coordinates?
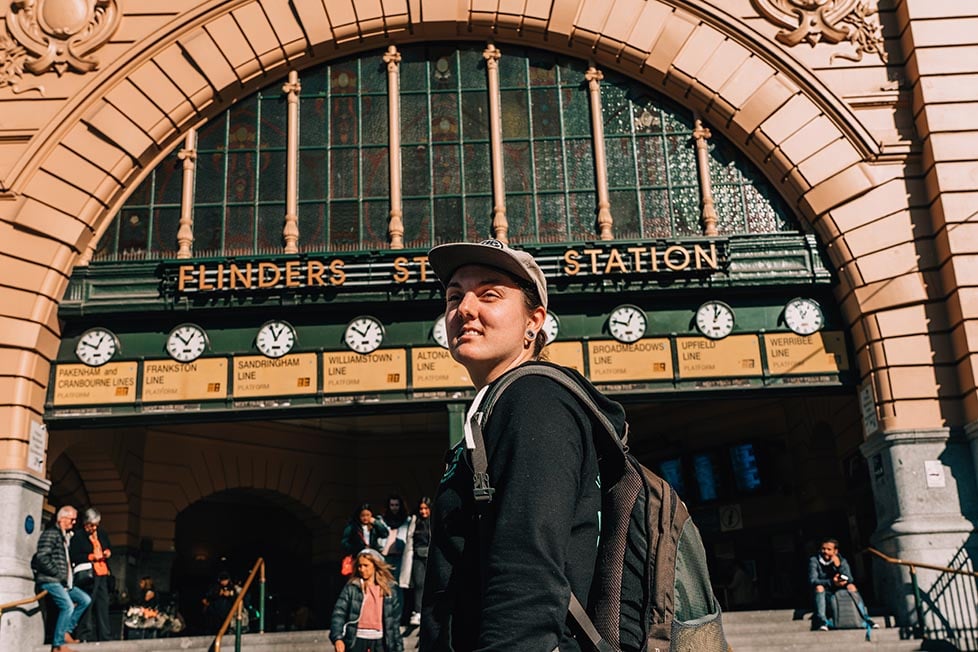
[172,489,317,634]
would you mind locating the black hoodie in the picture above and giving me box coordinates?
[421,362,628,651]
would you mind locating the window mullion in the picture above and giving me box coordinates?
[384,46,404,249]
[483,43,507,243]
[586,65,612,241]
[283,70,302,253]
[177,128,198,258]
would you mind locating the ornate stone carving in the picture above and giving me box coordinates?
[750,0,887,63]
[0,0,121,91]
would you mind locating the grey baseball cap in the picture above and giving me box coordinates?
[427,239,548,309]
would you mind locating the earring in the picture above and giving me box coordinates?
[525,330,536,340]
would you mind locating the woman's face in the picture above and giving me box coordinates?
[445,264,545,388]
[357,556,376,582]
[359,509,373,525]
[418,502,430,519]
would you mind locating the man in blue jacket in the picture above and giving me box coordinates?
[809,538,875,631]
[34,505,91,651]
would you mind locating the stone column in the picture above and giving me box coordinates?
[0,471,51,649]
[861,429,978,627]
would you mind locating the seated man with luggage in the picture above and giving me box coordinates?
[809,538,877,631]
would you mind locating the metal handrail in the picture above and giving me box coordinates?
[212,558,266,652]
[865,546,978,640]
[0,591,48,614]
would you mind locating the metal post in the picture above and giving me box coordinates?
[235,602,243,652]
[910,565,925,639]
[260,562,266,634]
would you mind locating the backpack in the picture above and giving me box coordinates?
[469,364,728,652]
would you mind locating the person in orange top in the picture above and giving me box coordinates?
[69,508,113,642]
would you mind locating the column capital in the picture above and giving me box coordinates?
[860,427,952,458]
[0,469,50,495]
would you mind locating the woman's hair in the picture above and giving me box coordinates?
[140,576,155,589]
[351,502,372,522]
[82,507,101,525]
[517,278,548,358]
[417,496,432,513]
[350,550,396,596]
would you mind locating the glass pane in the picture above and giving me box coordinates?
[430,93,459,142]
[433,196,463,243]
[361,94,388,146]
[533,140,565,191]
[498,49,526,88]
[714,184,747,234]
[528,51,558,87]
[331,62,360,95]
[602,83,633,136]
[330,149,358,198]
[460,91,488,140]
[536,193,568,243]
[463,195,491,242]
[259,97,288,149]
[362,200,389,249]
[362,146,390,198]
[194,205,223,254]
[329,202,359,250]
[152,207,180,257]
[432,144,461,195]
[224,204,255,255]
[299,97,328,147]
[665,134,697,187]
[610,190,640,239]
[361,57,387,94]
[226,151,256,203]
[462,143,490,193]
[635,135,668,188]
[118,208,149,255]
[298,149,327,202]
[196,113,227,152]
[564,139,594,190]
[641,189,671,237]
[331,96,359,146]
[503,142,532,193]
[671,186,701,237]
[561,85,590,137]
[400,94,429,143]
[298,203,327,251]
[257,203,283,252]
[530,88,560,138]
[429,47,458,90]
[458,48,487,90]
[401,145,431,197]
[606,136,637,187]
[196,152,226,204]
[403,198,431,247]
[506,193,534,243]
[258,150,287,202]
[154,155,183,205]
[399,47,427,92]
[501,90,529,139]
[568,192,596,240]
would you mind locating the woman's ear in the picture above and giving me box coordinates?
[528,306,546,333]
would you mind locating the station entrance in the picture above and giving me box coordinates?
[46,383,870,632]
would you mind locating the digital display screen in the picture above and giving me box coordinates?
[693,453,718,502]
[730,443,762,493]
[658,458,685,496]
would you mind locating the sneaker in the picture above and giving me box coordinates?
[410,611,421,626]
[818,624,829,631]
[868,620,880,629]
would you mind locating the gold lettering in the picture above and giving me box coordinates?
[563,250,581,276]
[604,248,627,274]
[307,260,326,286]
[285,260,301,288]
[230,263,253,289]
[412,256,430,282]
[392,256,410,283]
[626,247,645,273]
[198,265,214,290]
[177,265,194,292]
[329,259,346,286]
[583,249,602,275]
[663,246,690,271]
[216,263,225,290]
[649,247,659,272]
[258,262,281,288]
[694,243,719,270]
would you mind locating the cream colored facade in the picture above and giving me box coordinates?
[1,0,977,648]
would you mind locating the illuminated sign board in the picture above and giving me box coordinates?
[411,348,471,389]
[587,339,673,382]
[232,354,318,398]
[141,359,227,402]
[323,349,408,393]
[546,342,586,374]
[677,336,762,378]
[764,332,848,375]
[52,362,138,405]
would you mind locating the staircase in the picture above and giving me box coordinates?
[724,609,924,651]
[31,614,929,651]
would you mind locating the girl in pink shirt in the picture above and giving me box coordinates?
[330,548,403,652]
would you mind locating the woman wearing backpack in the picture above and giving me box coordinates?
[420,239,628,651]
[330,548,404,652]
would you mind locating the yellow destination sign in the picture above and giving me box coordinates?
[324,349,408,394]
[411,348,472,389]
[52,362,138,405]
[142,358,228,402]
[232,354,317,398]
[677,335,762,378]
[764,331,849,375]
[587,339,673,382]
[546,342,585,373]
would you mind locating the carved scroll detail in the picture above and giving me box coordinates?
[750,0,887,64]
[0,0,121,91]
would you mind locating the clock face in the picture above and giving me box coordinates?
[255,320,297,358]
[783,298,824,336]
[542,312,560,344]
[345,316,385,354]
[695,301,735,340]
[166,323,209,363]
[432,315,449,349]
[608,305,647,344]
[75,328,119,367]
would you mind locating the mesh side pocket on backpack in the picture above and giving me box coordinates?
[673,519,716,622]
[670,604,727,652]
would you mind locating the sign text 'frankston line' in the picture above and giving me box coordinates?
[172,242,723,294]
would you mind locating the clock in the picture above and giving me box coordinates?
[75,327,119,367]
[166,323,209,363]
[432,315,449,349]
[542,312,560,344]
[608,305,647,344]
[345,316,385,354]
[783,297,824,336]
[695,301,735,340]
[255,320,297,358]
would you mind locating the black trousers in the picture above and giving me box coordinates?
[76,575,111,641]
[350,637,386,652]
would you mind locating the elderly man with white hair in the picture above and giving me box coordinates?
[33,505,91,652]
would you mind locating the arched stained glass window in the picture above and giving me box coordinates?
[96,45,799,262]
